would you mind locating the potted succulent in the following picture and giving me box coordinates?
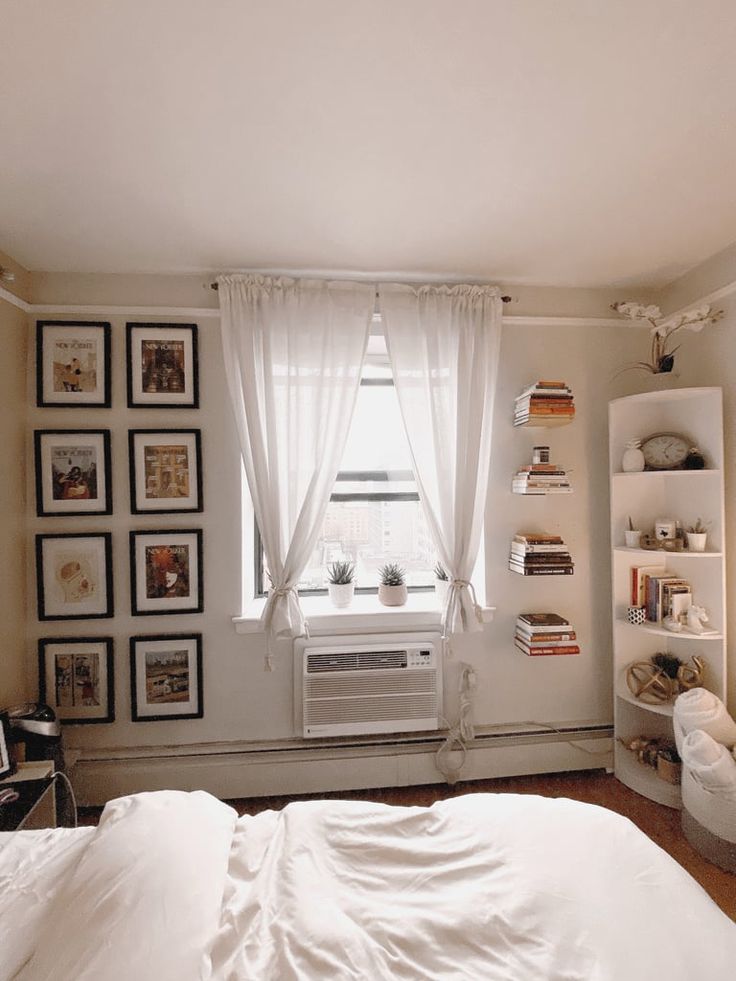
[624,516,641,549]
[326,560,355,608]
[434,562,449,607]
[378,563,407,607]
[686,518,708,553]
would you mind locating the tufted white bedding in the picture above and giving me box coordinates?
[1,790,735,980]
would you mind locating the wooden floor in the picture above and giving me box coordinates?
[79,769,736,921]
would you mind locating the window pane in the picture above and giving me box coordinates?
[340,384,414,472]
[298,499,435,590]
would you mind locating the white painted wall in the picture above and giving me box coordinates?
[0,296,29,706]
[24,270,735,798]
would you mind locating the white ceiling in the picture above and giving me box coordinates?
[3,1,736,287]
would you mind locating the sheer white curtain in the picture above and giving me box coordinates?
[379,283,503,636]
[218,275,375,667]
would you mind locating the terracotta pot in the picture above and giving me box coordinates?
[378,583,407,607]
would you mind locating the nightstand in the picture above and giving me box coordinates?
[0,761,56,831]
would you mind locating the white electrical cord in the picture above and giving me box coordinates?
[435,663,477,785]
[435,668,613,786]
[52,770,78,828]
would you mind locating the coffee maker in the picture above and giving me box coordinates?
[2,703,62,770]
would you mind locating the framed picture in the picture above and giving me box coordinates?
[38,638,115,725]
[130,634,203,722]
[34,429,112,517]
[0,713,12,779]
[128,429,202,514]
[36,533,113,621]
[130,529,203,616]
[126,323,199,408]
[36,320,111,408]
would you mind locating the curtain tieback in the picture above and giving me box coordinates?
[447,579,484,627]
[262,584,309,672]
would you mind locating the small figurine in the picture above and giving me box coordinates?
[686,605,709,634]
[683,447,706,470]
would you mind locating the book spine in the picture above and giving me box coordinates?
[511,543,568,553]
[515,631,577,642]
[509,565,574,575]
[514,643,581,656]
[514,535,564,544]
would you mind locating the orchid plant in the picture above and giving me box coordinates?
[612,301,723,375]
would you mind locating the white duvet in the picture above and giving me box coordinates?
[1,790,734,980]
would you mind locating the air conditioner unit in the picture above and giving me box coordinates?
[294,633,443,738]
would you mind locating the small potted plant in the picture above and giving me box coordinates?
[326,560,355,609]
[624,516,641,549]
[686,518,708,552]
[434,562,449,607]
[378,562,407,607]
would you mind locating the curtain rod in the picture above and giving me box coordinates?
[209,282,512,302]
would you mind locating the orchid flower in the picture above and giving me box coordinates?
[611,301,723,375]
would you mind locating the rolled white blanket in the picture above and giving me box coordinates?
[681,730,736,797]
[673,688,736,748]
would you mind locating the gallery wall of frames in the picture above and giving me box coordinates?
[33,321,204,726]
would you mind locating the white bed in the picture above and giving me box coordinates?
[1,790,734,980]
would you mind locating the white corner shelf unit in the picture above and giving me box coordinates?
[609,387,727,809]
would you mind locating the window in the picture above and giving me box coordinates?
[255,330,436,595]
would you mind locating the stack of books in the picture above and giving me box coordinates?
[511,458,572,495]
[513,381,575,427]
[630,565,693,622]
[514,613,580,656]
[509,533,574,575]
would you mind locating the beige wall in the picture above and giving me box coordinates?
[0,295,29,705]
[25,275,639,760]
[18,266,736,798]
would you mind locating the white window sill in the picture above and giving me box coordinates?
[233,593,495,636]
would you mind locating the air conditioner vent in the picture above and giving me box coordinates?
[307,650,408,673]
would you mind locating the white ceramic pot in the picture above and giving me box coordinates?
[624,529,642,548]
[622,439,645,473]
[435,578,449,608]
[686,532,707,553]
[378,583,408,607]
[328,582,354,608]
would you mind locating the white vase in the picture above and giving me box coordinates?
[622,439,645,473]
[624,530,642,548]
[378,583,407,607]
[435,578,449,608]
[328,582,354,608]
[686,532,707,553]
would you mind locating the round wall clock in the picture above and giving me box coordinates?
[640,432,690,470]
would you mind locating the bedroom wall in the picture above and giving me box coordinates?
[26,271,716,800]
[657,245,736,712]
[0,252,31,707]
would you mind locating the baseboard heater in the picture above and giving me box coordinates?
[294,633,443,738]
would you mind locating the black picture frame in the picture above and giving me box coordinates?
[126,322,199,408]
[0,713,12,779]
[36,532,114,621]
[38,637,115,725]
[34,429,113,517]
[128,428,203,514]
[130,633,203,722]
[36,320,111,408]
[129,529,204,616]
